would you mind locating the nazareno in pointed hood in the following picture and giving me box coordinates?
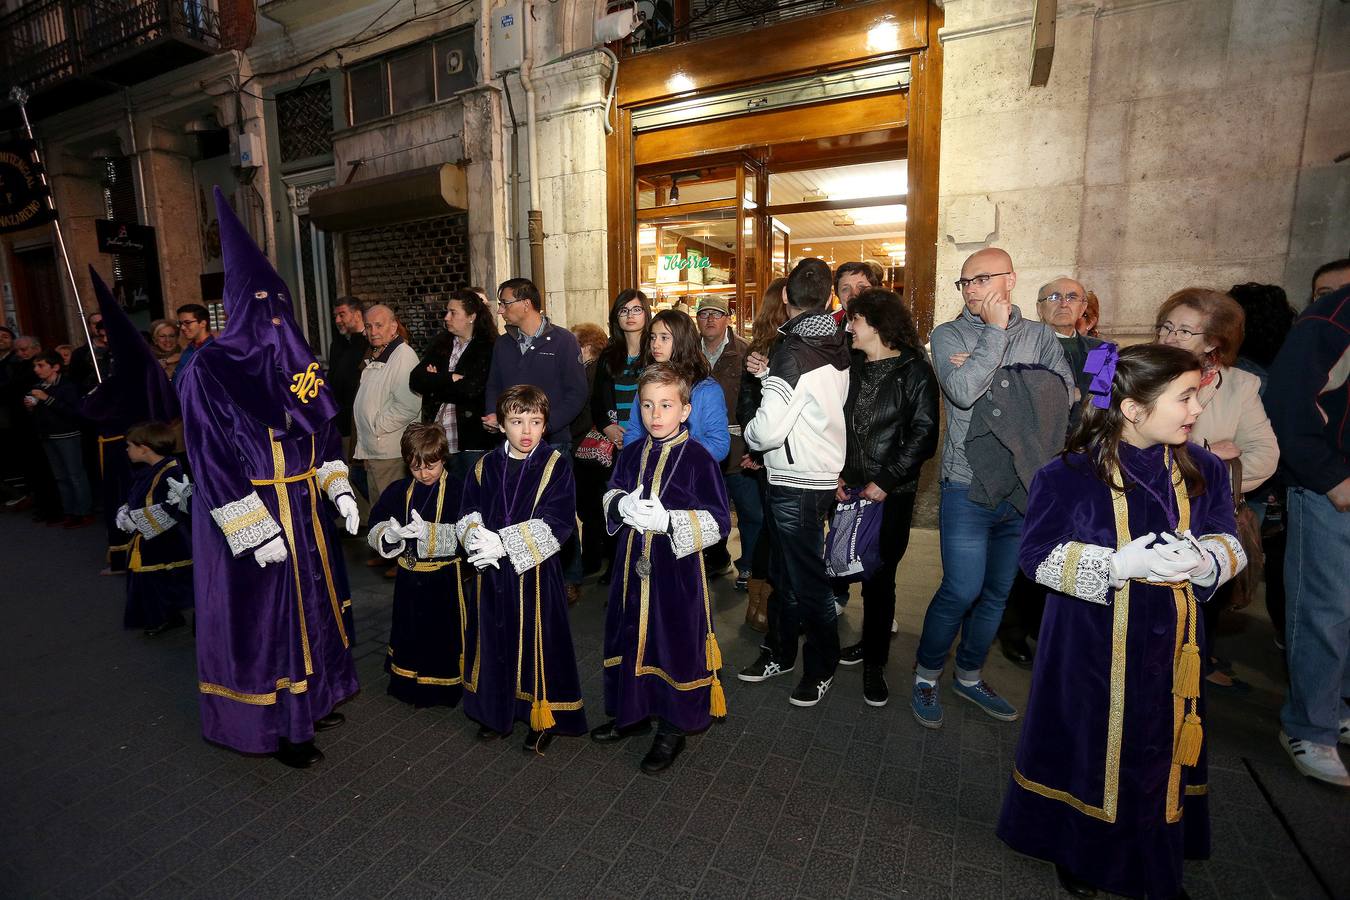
[194,186,338,437]
[80,266,181,428]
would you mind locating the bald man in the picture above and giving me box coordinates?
[910,248,1072,730]
[353,304,423,504]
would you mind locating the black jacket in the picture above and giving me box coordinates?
[408,334,495,452]
[840,347,940,494]
[327,331,369,437]
[29,374,85,439]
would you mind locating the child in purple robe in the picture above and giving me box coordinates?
[367,424,467,707]
[455,385,585,753]
[998,344,1246,900]
[592,364,731,773]
[117,421,193,636]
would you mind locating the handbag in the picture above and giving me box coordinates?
[1225,458,1265,612]
[824,489,884,582]
[575,429,615,467]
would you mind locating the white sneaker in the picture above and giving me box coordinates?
[835,601,845,617]
[1340,718,1349,746]
[1281,731,1350,787]
[891,618,899,635]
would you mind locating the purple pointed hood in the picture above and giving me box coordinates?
[80,267,181,429]
[193,187,337,437]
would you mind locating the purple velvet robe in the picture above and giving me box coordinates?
[999,443,1245,899]
[368,473,468,707]
[602,427,731,732]
[122,455,193,629]
[179,372,359,754]
[456,446,586,736]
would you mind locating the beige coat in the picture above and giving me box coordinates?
[353,341,422,461]
[1190,364,1278,493]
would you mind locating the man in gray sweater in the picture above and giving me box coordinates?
[911,248,1072,729]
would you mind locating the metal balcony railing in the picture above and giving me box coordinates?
[0,0,221,98]
[622,0,845,55]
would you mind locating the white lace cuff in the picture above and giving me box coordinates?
[669,509,721,560]
[129,503,177,539]
[317,459,354,504]
[603,488,627,536]
[210,491,282,557]
[455,511,484,545]
[368,518,405,559]
[1198,534,1246,589]
[418,521,458,558]
[1034,541,1115,605]
[500,518,561,573]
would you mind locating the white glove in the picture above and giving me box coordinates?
[466,527,505,570]
[336,494,361,536]
[1109,533,1158,586]
[115,504,135,533]
[1165,530,1217,586]
[376,517,405,557]
[616,485,645,529]
[394,509,427,541]
[635,493,671,533]
[166,475,193,514]
[253,535,289,568]
[1145,532,1204,582]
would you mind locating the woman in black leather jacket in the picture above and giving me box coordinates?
[835,288,939,706]
[409,289,498,481]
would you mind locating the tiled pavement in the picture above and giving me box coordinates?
[0,511,1343,899]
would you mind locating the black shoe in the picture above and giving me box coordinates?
[734,572,749,592]
[144,613,186,637]
[1055,865,1097,898]
[274,739,323,769]
[598,568,612,586]
[477,724,505,741]
[838,642,864,667]
[789,675,833,708]
[314,712,345,731]
[737,649,794,683]
[590,719,653,743]
[863,665,889,707]
[524,729,553,753]
[1000,636,1035,669]
[640,733,685,774]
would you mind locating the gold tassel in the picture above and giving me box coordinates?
[1174,642,1202,700]
[705,632,723,672]
[710,676,727,718]
[531,699,555,732]
[1176,710,1203,767]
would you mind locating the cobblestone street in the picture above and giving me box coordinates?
[0,512,1342,899]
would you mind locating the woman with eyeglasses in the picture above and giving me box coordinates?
[622,309,730,463]
[149,319,182,381]
[1154,287,1278,693]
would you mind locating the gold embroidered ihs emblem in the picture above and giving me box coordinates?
[289,362,325,404]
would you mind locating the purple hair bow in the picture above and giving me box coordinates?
[1083,342,1120,410]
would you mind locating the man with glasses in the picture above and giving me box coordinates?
[67,313,110,389]
[172,304,214,386]
[696,297,762,589]
[911,248,1072,730]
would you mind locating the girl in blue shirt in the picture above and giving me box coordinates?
[624,309,730,462]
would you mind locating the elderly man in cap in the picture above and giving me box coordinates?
[697,296,762,590]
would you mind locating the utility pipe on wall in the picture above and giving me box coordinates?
[519,0,546,304]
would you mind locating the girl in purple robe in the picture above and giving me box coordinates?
[118,421,193,636]
[367,424,467,707]
[455,385,586,752]
[998,344,1246,899]
[593,365,731,773]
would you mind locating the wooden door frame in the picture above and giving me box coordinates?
[607,0,942,337]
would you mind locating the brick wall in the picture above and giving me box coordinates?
[345,214,469,351]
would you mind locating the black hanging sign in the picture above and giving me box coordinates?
[96,219,157,255]
[0,140,57,234]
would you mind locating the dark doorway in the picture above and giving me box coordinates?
[12,246,66,350]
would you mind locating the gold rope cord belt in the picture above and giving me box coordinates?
[249,468,317,486]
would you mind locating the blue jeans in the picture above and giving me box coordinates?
[915,481,1023,679]
[549,441,584,586]
[43,436,91,516]
[1280,487,1350,745]
[724,472,764,573]
[764,484,839,680]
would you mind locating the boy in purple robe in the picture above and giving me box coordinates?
[117,421,193,636]
[367,423,467,707]
[179,188,363,769]
[998,344,1245,899]
[592,364,731,773]
[455,384,585,753]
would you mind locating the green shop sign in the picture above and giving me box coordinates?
[660,253,711,271]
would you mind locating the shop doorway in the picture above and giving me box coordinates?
[11,246,66,350]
